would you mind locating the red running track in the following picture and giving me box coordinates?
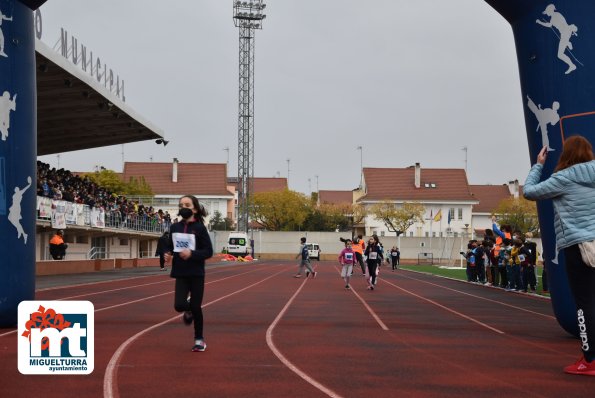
[1,261,595,398]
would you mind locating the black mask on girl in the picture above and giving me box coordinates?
[178,207,194,219]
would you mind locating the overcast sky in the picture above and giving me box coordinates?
[37,0,530,195]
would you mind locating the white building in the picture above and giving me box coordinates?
[357,163,479,238]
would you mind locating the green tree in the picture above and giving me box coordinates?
[370,201,425,237]
[494,197,539,235]
[303,203,352,232]
[209,210,234,231]
[125,176,153,196]
[250,189,310,231]
[84,169,126,193]
[83,169,153,196]
[350,203,368,235]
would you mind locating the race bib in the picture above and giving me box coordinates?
[368,252,378,260]
[518,254,526,262]
[345,252,354,261]
[172,232,196,252]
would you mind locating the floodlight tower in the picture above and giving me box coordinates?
[233,0,267,232]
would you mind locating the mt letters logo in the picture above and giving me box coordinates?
[18,301,94,375]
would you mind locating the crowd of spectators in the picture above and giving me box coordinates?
[461,217,544,294]
[36,161,172,232]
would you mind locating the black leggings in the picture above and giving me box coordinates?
[564,244,595,362]
[174,277,205,339]
[367,261,378,285]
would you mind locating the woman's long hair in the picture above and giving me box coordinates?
[180,194,208,223]
[554,135,595,172]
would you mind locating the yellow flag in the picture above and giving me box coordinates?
[433,209,442,222]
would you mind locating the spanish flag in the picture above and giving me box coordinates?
[433,209,442,222]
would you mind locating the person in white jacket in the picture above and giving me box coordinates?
[524,136,595,376]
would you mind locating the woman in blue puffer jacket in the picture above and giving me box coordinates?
[524,136,595,376]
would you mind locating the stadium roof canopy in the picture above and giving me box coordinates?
[36,40,164,156]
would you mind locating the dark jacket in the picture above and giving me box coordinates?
[364,244,384,264]
[167,220,213,278]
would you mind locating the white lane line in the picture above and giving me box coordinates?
[266,278,343,398]
[103,267,290,398]
[0,266,274,339]
[35,261,261,292]
[382,278,505,334]
[333,265,388,331]
[398,272,556,320]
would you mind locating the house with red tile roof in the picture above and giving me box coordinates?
[122,159,234,226]
[317,190,353,206]
[357,164,479,238]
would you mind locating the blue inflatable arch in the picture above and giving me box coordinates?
[0,0,586,338]
[485,0,595,337]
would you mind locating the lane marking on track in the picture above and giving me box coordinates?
[382,278,505,334]
[103,267,291,398]
[333,265,388,330]
[0,265,277,339]
[397,272,556,320]
[35,261,265,292]
[266,278,343,398]
[55,265,268,301]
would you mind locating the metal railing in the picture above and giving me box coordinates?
[37,196,170,235]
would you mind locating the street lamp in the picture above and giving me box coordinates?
[356,146,363,188]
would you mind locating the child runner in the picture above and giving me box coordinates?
[338,239,355,289]
[164,195,213,352]
[364,237,383,290]
[295,237,316,278]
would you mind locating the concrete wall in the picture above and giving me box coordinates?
[36,257,161,276]
[211,231,544,264]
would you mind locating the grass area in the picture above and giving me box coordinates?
[398,264,550,297]
[400,264,468,280]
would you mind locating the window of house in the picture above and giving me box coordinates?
[454,232,458,237]
[458,208,463,220]
[120,239,129,246]
[449,208,455,221]
[380,231,385,237]
[425,232,429,237]
[409,231,413,237]
[432,232,436,237]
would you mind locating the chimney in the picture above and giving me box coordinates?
[507,180,520,198]
[172,158,179,183]
[414,163,421,188]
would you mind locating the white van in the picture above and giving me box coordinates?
[226,232,250,256]
[306,243,321,260]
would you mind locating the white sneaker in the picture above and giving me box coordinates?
[192,339,207,352]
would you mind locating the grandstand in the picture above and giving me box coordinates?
[34,39,166,263]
